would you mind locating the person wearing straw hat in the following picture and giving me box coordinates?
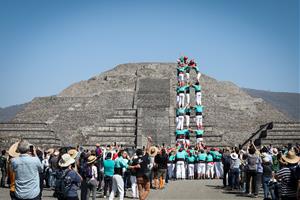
[8,142,20,200]
[230,152,241,190]
[57,153,82,200]
[85,155,97,200]
[11,140,42,200]
[276,150,299,200]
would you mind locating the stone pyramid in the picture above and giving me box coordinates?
[0,63,291,149]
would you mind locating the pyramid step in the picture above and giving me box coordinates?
[265,135,300,140]
[97,126,136,133]
[267,131,300,137]
[0,130,56,138]
[87,132,136,137]
[114,109,137,116]
[87,136,136,144]
[0,122,48,129]
[106,118,136,124]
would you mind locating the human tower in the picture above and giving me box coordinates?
[175,56,204,147]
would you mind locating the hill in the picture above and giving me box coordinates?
[243,88,300,121]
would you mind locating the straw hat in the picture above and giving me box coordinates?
[281,150,299,164]
[87,155,97,164]
[46,148,54,155]
[68,149,79,159]
[272,148,278,156]
[230,153,238,160]
[59,153,75,167]
[148,146,158,157]
[8,142,20,158]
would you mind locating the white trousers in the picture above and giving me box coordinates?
[176,95,179,105]
[188,164,194,177]
[186,73,190,82]
[167,163,175,179]
[176,161,186,179]
[185,115,190,128]
[195,115,203,128]
[206,163,215,178]
[197,72,201,82]
[109,174,124,200]
[177,116,184,130]
[178,73,184,82]
[130,176,138,198]
[197,163,206,175]
[196,137,203,144]
[186,93,190,105]
[179,93,185,107]
[195,92,202,105]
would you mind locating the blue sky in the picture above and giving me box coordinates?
[0,0,299,107]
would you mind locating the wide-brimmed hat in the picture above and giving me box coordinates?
[281,150,299,164]
[46,148,54,155]
[8,142,20,158]
[87,155,97,164]
[148,146,158,157]
[68,149,79,159]
[59,153,75,167]
[230,153,238,160]
[272,148,278,156]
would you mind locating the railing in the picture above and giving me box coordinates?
[241,122,273,147]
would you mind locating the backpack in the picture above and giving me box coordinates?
[223,155,231,169]
[288,165,299,190]
[54,169,72,200]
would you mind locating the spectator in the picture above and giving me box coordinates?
[230,152,241,190]
[58,153,82,200]
[103,152,114,198]
[0,149,7,187]
[276,150,299,200]
[11,140,42,200]
[86,155,98,200]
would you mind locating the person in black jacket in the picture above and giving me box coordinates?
[154,148,168,189]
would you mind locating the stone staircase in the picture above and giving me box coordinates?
[260,122,300,146]
[81,108,137,148]
[0,122,61,149]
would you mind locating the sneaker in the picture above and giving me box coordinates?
[103,195,107,198]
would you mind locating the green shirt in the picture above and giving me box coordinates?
[193,105,203,113]
[192,84,201,92]
[187,156,195,163]
[195,129,204,136]
[114,157,128,169]
[103,159,115,176]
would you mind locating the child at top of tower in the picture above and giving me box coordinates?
[188,59,201,83]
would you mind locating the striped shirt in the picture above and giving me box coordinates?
[276,167,297,198]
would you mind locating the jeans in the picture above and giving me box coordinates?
[262,176,276,199]
[230,168,240,189]
[103,176,113,197]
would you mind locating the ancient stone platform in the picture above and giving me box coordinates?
[0,63,293,149]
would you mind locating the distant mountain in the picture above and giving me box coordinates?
[243,88,300,121]
[0,103,27,122]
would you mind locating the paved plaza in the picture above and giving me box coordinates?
[0,179,262,200]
